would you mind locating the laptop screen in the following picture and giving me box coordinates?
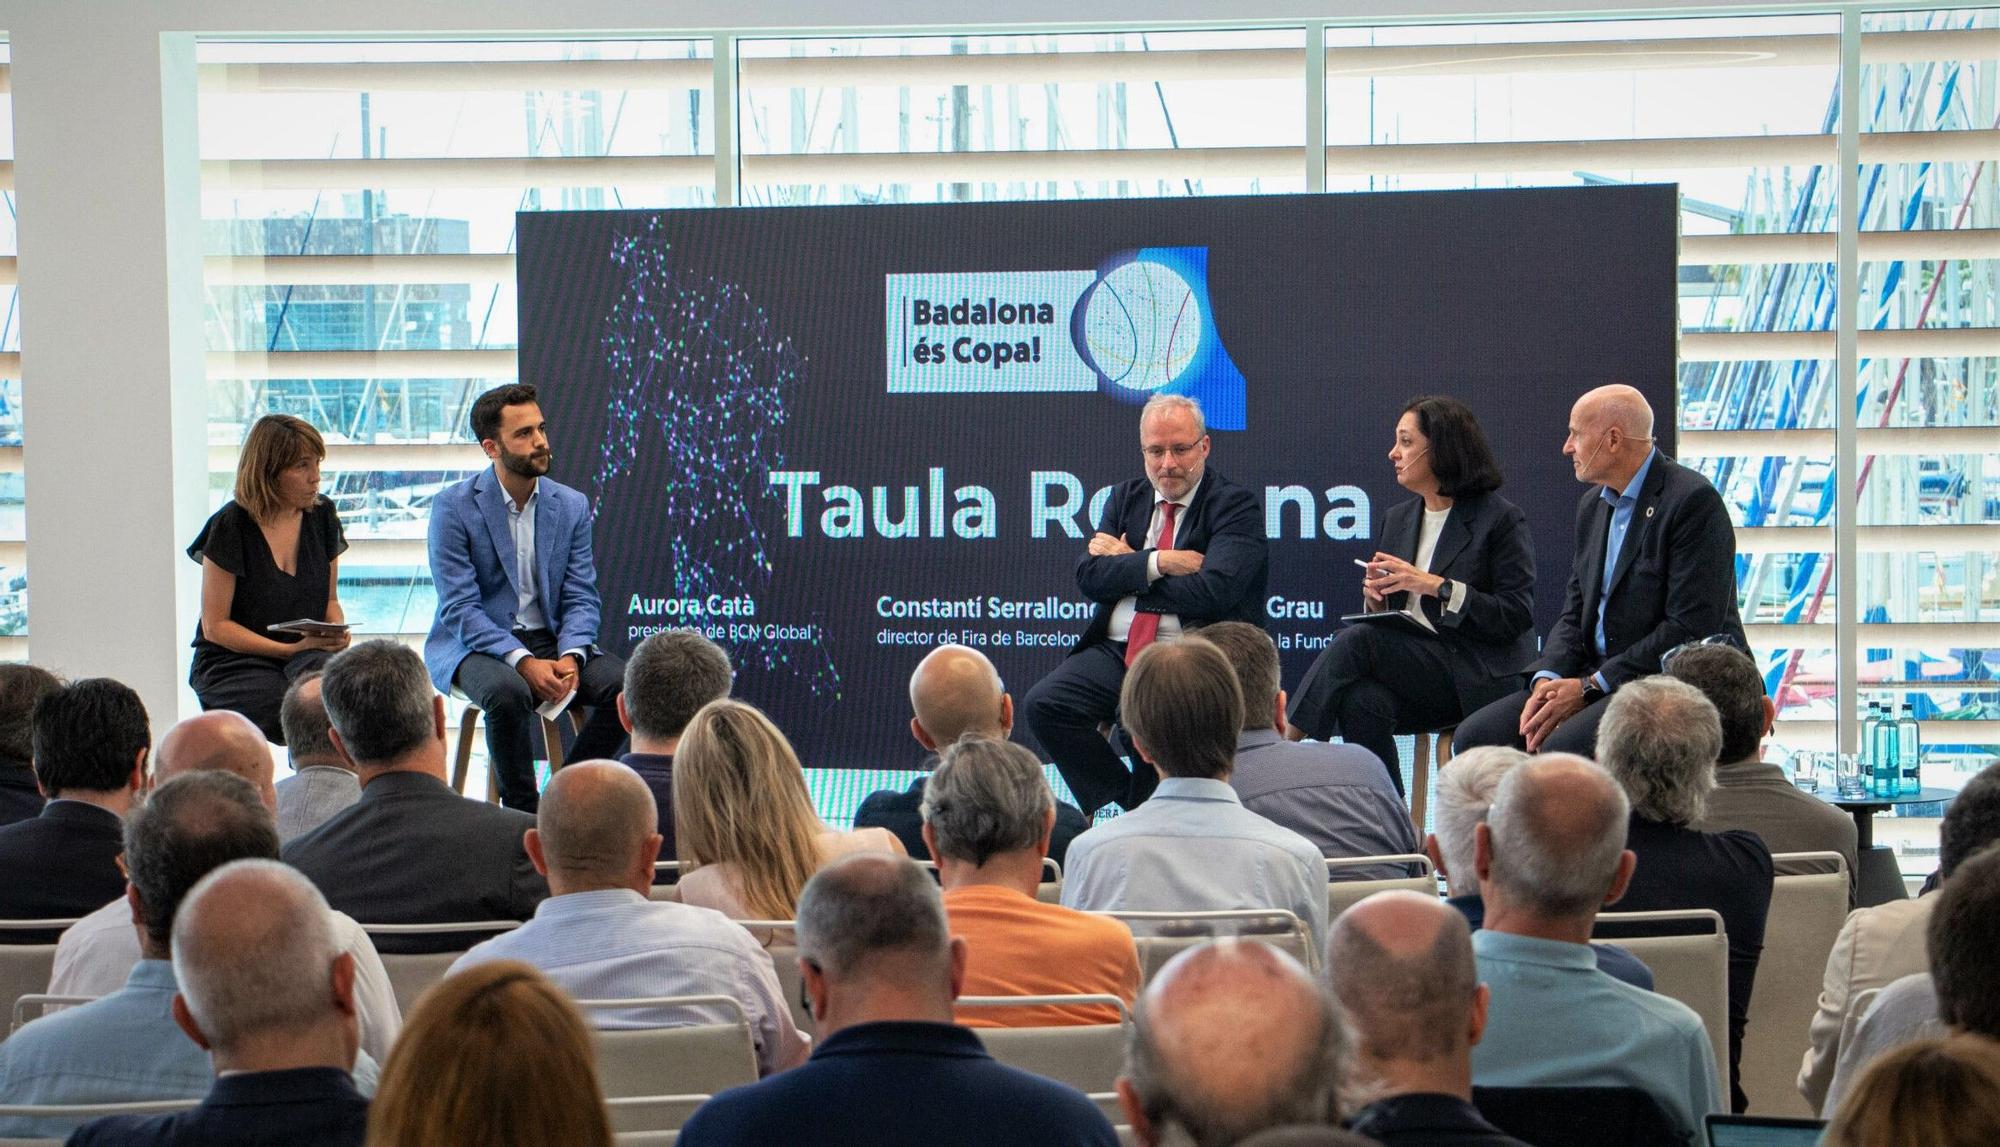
[1706,1114,1826,1147]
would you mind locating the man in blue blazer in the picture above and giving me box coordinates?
[1456,384,1744,757]
[1023,395,1269,815]
[424,384,626,811]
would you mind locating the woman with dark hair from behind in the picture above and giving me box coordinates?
[366,960,613,1147]
[187,413,352,743]
[1823,1034,2000,1147]
[1286,396,1538,795]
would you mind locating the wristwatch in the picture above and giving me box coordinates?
[1580,680,1607,705]
[1436,579,1454,606]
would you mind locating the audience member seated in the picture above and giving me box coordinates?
[0,677,148,931]
[273,671,361,842]
[1061,639,1329,950]
[919,735,1140,1027]
[857,643,1089,864]
[0,773,376,1140]
[0,663,61,827]
[678,853,1116,1146]
[1119,939,1347,1147]
[616,628,733,867]
[1823,1034,2000,1147]
[1330,890,1528,1147]
[366,959,614,1147]
[447,760,808,1076]
[49,710,400,1064]
[1667,643,1857,892]
[1821,843,2000,1114]
[1467,754,1720,1139]
[1203,622,1420,875]
[1595,675,1771,1112]
[1800,762,2000,1110]
[1425,745,1652,990]
[69,859,371,1147]
[673,699,903,920]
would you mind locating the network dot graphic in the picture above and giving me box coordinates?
[595,219,841,702]
[1080,260,1203,392]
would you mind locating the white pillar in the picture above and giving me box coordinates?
[12,15,209,738]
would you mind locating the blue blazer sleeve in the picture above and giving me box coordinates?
[1132,480,1268,621]
[552,488,605,655]
[1075,482,1154,603]
[428,489,525,663]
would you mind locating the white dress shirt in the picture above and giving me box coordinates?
[449,888,811,1077]
[46,895,403,1065]
[1106,477,1200,644]
[1059,775,1329,951]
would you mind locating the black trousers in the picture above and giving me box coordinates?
[1022,640,1149,817]
[454,629,627,812]
[1454,680,1613,758]
[1284,623,1465,796]
[192,648,333,745]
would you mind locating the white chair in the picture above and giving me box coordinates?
[604,1094,708,1135]
[1408,725,1456,833]
[1037,857,1063,904]
[575,996,759,1102]
[735,921,810,1035]
[1744,852,1851,1117]
[9,994,94,1033]
[0,920,79,1036]
[1102,909,1315,979]
[360,920,522,1015]
[1086,1091,1124,1126]
[0,1098,199,1140]
[1325,854,1436,921]
[1594,908,1730,1097]
[1116,1126,1139,1147]
[649,862,681,903]
[964,995,1131,1094]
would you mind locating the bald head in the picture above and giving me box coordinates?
[1328,891,1478,1063]
[1123,940,1345,1146]
[155,711,276,806]
[534,761,659,891]
[908,645,1010,750]
[1575,384,1655,440]
[1481,753,1632,921]
[173,859,344,1055]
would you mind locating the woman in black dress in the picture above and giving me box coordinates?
[188,414,351,743]
[1285,396,1538,794]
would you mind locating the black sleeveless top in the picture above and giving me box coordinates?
[187,499,348,660]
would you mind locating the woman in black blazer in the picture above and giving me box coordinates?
[1285,396,1537,794]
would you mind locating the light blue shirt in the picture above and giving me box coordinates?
[507,481,547,634]
[449,888,809,1076]
[273,764,362,843]
[0,960,377,1138]
[1229,730,1419,878]
[1059,776,1329,951]
[1471,929,1719,1140]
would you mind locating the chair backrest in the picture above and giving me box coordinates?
[734,921,811,1035]
[1593,908,1730,1097]
[1115,1126,1138,1147]
[1325,854,1436,920]
[1104,909,1314,980]
[1472,1085,1684,1147]
[964,995,1131,1094]
[10,994,94,1033]
[613,1132,680,1146]
[0,921,77,1037]
[1086,1092,1123,1126]
[361,920,522,1015]
[0,1137,60,1146]
[577,996,759,1100]
[1036,857,1063,904]
[603,1094,710,1135]
[1744,853,1852,1117]
[0,1098,201,1139]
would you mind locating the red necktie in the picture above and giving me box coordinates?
[1124,500,1179,668]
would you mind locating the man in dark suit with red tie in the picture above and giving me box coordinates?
[1024,395,1268,815]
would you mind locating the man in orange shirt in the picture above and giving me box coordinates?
[921,736,1140,1027]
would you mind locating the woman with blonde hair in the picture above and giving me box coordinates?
[675,699,904,920]
[1824,1033,2000,1147]
[187,413,351,743]
[366,960,613,1147]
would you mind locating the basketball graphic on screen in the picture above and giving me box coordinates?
[1080,259,1203,392]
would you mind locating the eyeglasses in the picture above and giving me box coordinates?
[1142,440,1205,462]
[1660,632,1749,671]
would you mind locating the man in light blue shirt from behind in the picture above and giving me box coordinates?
[449,760,809,1076]
[1061,637,1328,952]
[1468,753,1719,1140]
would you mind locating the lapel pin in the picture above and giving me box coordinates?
[1645,506,1655,519]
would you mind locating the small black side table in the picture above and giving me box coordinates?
[1819,786,1956,907]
